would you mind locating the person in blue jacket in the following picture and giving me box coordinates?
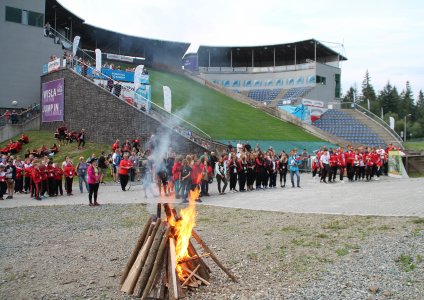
[288,149,301,188]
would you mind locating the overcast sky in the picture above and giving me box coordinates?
[60,0,424,99]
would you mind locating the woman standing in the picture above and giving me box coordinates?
[288,150,301,188]
[228,153,238,192]
[278,152,288,187]
[237,154,248,192]
[87,158,101,206]
[255,152,265,190]
[63,160,75,196]
[76,157,89,193]
[215,157,227,195]
[246,153,255,191]
[180,159,192,203]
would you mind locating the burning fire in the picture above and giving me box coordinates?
[168,186,200,280]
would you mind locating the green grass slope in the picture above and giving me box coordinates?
[150,70,321,141]
[1,130,111,170]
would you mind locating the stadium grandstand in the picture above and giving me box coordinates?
[0,0,403,149]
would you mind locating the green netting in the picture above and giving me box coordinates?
[218,140,338,154]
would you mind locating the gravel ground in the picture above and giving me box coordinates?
[0,204,423,300]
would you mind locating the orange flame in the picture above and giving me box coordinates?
[169,186,199,280]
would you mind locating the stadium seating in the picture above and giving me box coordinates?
[276,87,313,105]
[312,109,386,147]
[247,89,281,102]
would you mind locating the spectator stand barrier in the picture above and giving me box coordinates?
[0,105,41,128]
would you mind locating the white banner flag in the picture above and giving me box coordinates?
[389,116,395,130]
[95,49,102,71]
[133,65,145,91]
[72,36,81,57]
[163,86,172,113]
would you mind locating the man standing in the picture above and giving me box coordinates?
[319,147,330,183]
[97,151,108,184]
[112,149,122,182]
[5,159,16,199]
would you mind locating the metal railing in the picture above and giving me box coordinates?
[0,105,40,128]
[68,58,213,144]
[340,102,403,143]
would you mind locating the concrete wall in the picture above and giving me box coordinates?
[307,63,341,104]
[0,115,40,143]
[0,0,63,108]
[40,69,208,154]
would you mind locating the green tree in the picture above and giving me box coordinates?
[400,81,415,119]
[378,82,401,115]
[342,86,358,103]
[361,70,377,104]
[417,90,424,118]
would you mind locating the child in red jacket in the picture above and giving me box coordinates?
[54,164,64,196]
[63,163,75,195]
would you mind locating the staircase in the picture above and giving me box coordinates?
[342,109,403,148]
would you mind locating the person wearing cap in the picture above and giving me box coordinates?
[87,158,101,206]
[0,165,6,200]
[5,159,16,199]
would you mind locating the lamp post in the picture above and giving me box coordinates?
[404,114,411,142]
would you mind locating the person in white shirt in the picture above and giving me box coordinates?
[320,147,330,183]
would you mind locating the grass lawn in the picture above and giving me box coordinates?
[1,130,114,181]
[150,69,321,141]
[404,141,424,152]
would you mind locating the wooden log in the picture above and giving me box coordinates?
[187,240,210,281]
[121,216,153,285]
[120,236,152,293]
[148,247,168,300]
[178,253,210,264]
[163,203,174,220]
[123,219,162,295]
[181,266,210,286]
[191,229,238,282]
[181,265,200,287]
[167,237,179,300]
[133,220,165,297]
[141,224,171,300]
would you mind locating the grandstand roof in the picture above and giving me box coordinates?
[197,39,347,63]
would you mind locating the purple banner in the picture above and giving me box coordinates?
[41,78,64,122]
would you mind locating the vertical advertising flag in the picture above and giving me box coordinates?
[41,78,64,122]
[163,86,172,113]
[95,49,102,72]
[133,65,145,91]
[389,117,395,130]
[72,36,81,57]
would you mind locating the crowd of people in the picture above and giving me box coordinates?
[0,129,397,205]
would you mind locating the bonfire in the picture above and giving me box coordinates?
[120,186,237,299]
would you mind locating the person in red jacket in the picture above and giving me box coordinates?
[63,162,75,195]
[31,160,42,200]
[54,163,63,196]
[19,133,29,144]
[14,162,23,193]
[345,146,355,181]
[119,153,133,191]
[255,152,265,190]
[112,139,120,152]
[46,160,56,196]
[190,158,202,202]
[237,154,248,192]
[38,162,48,199]
[370,147,381,180]
[172,157,182,199]
[337,147,346,182]
[364,148,374,181]
[329,151,338,183]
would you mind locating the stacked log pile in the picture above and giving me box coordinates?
[120,204,237,299]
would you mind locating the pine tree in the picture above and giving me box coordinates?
[400,81,415,119]
[342,86,357,103]
[361,70,377,103]
[378,82,401,115]
[417,90,424,118]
